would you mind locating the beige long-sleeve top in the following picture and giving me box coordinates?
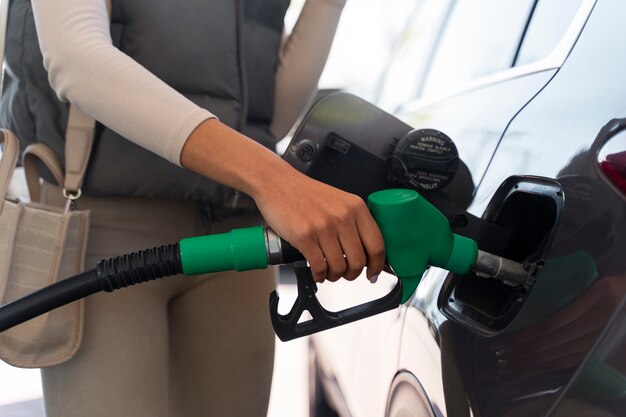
[31,0,345,166]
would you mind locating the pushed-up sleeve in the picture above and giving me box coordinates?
[31,0,215,166]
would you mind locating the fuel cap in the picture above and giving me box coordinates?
[388,129,459,191]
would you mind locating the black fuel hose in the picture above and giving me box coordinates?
[0,270,101,332]
[0,243,181,333]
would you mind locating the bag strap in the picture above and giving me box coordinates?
[63,105,95,199]
[0,129,20,212]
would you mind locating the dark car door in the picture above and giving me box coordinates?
[404,0,626,416]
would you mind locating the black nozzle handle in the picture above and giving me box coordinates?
[279,238,305,264]
[269,262,403,341]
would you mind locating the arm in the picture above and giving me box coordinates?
[32,0,384,282]
[31,0,212,165]
[270,0,347,139]
[181,119,384,282]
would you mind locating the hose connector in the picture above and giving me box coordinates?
[265,228,284,265]
[264,228,306,265]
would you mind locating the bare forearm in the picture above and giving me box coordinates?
[180,119,296,199]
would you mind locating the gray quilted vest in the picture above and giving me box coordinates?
[0,0,290,202]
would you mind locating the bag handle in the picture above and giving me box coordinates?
[23,143,65,203]
[0,129,20,213]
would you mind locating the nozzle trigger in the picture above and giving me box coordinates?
[269,262,403,341]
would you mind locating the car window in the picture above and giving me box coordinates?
[314,0,423,102]
[375,1,453,113]
[421,0,535,98]
[515,0,586,66]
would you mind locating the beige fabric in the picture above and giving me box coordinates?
[0,130,90,368]
[39,185,277,417]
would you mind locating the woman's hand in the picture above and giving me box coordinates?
[253,168,385,283]
[181,118,385,282]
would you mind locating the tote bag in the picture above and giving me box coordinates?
[0,130,91,367]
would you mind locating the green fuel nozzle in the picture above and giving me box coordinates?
[368,189,477,303]
[0,188,528,341]
[367,189,528,303]
[177,188,527,305]
[174,188,528,340]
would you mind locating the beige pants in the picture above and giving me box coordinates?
[40,186,276,417]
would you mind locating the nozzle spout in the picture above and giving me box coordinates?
[472,250,528,286]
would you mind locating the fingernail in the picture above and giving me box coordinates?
[369,275,379,284]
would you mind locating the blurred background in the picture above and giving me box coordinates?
[0,0,420,416]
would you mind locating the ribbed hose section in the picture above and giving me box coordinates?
[96,243,183,292]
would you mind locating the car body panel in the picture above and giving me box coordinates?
[399,70,556,191]
[550,298,626,417]
[314,274,405,417]
[399,306,447,416]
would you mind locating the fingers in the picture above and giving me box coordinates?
[355,207,386,279]
[318,235,347,282]
[301,196,384,283]
[255,172,385,284]
[298,241,327,283]
[337,225,367,281]
[303,207,383,283]
[297,229,366,283]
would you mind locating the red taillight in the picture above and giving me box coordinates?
[600,151,626,194]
